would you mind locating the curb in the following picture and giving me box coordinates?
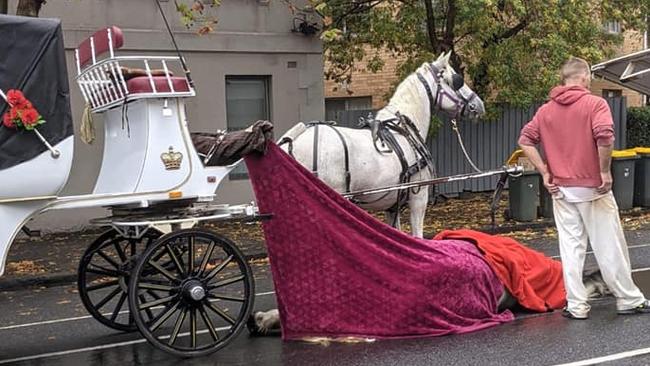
[480,221,555,234]
[0,251,269,292]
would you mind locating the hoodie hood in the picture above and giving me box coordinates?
[549,85,590,105]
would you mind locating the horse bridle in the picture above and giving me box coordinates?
[417,63,478,119]
[416,63,483,174]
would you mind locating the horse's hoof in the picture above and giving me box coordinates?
[246,314,263,337]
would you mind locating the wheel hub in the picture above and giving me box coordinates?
[117,256,138,292]
[182,280,207,302]
[190,286,206,301]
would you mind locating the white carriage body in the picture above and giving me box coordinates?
[0,26,240,276]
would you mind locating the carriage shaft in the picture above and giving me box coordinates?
[343,166,523,198]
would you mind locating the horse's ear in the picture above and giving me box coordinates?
[434,51,453,69]
[439,51,451,66]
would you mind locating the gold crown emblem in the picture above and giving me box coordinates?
[161,146,183,170]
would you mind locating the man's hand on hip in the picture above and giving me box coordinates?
[597,172,613,194]
[542,172,560,194]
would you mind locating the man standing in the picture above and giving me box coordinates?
[518,57,650,319]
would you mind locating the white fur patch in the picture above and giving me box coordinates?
[253,309,281,334]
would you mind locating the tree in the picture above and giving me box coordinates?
[309,0,650,107]
[16,0,45,17]
[13,0,650,107]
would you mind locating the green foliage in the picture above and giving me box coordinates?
[175,0,221,34]
[627,107,650,148]
[310,0,650,108]
[427,114,444,140]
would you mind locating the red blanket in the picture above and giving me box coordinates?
[434,230,566,312]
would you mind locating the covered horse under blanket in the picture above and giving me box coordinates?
[244,143,516,340]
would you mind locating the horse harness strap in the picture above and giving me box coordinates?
[360,114,435,215]
[416,72,437,120]
[312,123,319,177]
[307,121,352,193]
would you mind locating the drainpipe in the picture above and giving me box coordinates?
[641,17,649,106]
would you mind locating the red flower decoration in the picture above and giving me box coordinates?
[21,108,40,126]
[2,89,46,131]
[6,90,28,109]
[8,107,18,120]
[2,111,15,129]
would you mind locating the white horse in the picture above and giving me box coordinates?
[280,52,485,238]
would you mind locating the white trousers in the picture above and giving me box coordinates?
[553,192,646,315]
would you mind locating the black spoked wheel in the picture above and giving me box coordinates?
[128,228,255,357]
[78,228,161,331]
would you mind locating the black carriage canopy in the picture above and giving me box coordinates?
[0,15,73,170]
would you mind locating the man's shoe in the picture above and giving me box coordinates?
[617,300,650,315]
[562,309,589,320]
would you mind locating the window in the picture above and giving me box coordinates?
[225,76,271,179]
[325,96,372,125]
[0,0,7,14]
[603,21,621,34]
[325,96,372,127]
[602,89,622,98]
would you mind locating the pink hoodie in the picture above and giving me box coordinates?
[518,85,615,187]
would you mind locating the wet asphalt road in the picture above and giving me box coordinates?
[2,240,650,365]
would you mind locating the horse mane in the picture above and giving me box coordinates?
[376,65,430,134]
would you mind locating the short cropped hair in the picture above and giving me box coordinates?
[561,57,590,84]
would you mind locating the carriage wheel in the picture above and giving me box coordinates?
[128,228,255,357]
[78,228,161,332]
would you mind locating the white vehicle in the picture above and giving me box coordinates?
[0,15,260,357]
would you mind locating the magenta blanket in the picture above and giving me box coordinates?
[244,143,514,340]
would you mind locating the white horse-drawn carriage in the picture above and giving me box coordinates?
[0,8,526,357]
[1,15,262,357]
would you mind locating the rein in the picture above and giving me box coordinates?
[451,118,482,173]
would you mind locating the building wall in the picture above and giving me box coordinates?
[6,0,324,231]
[324,49,406,110]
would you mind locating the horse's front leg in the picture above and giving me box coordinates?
[385,210,401,231]
[408,189,428,238]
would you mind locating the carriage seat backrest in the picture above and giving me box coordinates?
[76,26,124,72]
[75,25,193,112]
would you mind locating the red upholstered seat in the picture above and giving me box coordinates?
[77,26,124,68]
[127,76,190,94]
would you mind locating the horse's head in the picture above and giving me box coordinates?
[419,52,485,120]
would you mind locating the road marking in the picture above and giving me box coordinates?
[550,346,650,366]
[0,339,150,364]
[0,324,234,364]
[0,291,276,331]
